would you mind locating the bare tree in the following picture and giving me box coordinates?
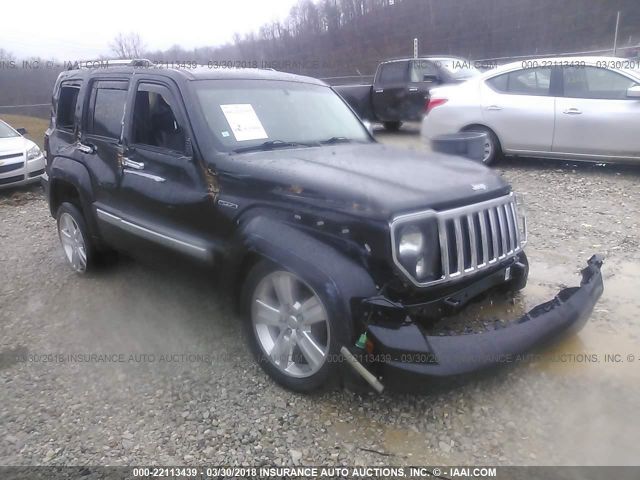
[0,48,16,61]
[110,33,146,59]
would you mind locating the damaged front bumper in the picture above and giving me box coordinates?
[364,255,604,381]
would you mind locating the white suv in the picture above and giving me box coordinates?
[0,119,46,189]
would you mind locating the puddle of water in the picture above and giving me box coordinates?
[601,261,640,320]
[328,413,444,464]
[531,324,640,380]
[426,255,640,381]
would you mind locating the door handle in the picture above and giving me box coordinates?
[486,105,503,111]
[76,142,95,154]
[563,108,582,115]
[122,158,145,170]
[375,89,384,93]
[408,87,418,92]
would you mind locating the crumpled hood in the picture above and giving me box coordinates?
[225,143,510,219]
[0,137,30,155]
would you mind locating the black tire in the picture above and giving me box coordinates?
[464,126,502,165]
[56,202,98,274]
[241,259,347,392]
[383,121,402,132]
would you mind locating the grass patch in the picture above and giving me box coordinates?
[0,114,49,149]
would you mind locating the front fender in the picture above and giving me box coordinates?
[239,215,379,335]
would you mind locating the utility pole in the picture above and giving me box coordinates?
[613,11,621,56]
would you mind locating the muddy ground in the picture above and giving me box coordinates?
[1,125,639,466]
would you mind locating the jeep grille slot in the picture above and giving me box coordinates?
[438,194,522,281]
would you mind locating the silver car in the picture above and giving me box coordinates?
[421,56,640,164]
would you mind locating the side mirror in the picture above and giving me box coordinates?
[16,128,27,135]
[423,74,440,83]
[362,120,374,136]
[627,85,640,98]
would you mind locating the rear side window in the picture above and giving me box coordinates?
[487,67,552,96]
[410,60,438,82]
[57,85,80,130]
[378,62,407,84]
[562,66,637,99]
[87,84,128,139]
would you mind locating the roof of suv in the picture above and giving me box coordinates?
[58,65,327,86]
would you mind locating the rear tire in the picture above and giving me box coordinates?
[56,202,97,274]
[241,260,345,392]
[383,121,402,132]
[464,126,502,165]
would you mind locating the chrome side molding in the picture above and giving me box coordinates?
[96,208,211,261]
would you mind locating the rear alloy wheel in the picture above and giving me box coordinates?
[465,126,502,165]
[56,202,95,273]
[243,262,337,391]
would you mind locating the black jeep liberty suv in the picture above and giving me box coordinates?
[42,60,604,392]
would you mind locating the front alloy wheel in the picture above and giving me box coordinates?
[252,270,330,378]
[242,261,342,391]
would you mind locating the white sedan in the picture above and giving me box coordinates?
[0,119,45,189]
[421,56,640,165]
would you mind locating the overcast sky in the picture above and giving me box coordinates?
[2,0,298,60]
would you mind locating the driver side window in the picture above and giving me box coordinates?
[132,84,185,152]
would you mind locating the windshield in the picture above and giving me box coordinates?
[193,80,370,152]
[0,120,20,139]
[436,58,481,79]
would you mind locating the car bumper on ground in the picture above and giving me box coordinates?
[0,153,46,190]
[365,255,604,383]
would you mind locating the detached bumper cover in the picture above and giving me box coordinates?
[367,255,604,378]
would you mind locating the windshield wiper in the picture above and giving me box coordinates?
[319,136,354,145]
[232,140,315,153]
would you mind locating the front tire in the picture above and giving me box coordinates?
[56,202,96,274]
[241,260,343,392]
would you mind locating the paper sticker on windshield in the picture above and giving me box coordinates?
[220,104,268,142]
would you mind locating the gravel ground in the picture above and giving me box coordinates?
[1,128,639,466]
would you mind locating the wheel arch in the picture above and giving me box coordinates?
[234,215,378,341]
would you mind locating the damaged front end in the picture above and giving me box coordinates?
[349,255,604,389]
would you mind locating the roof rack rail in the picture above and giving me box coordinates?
[67,58,155,70]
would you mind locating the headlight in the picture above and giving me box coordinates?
[415,255,427,279]
[398,225,424,257]
[27,145,42,161]
[392,212,440,285]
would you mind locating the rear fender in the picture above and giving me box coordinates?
[48,156,99,239]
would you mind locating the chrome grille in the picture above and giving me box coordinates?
[437,193,524,280]
[390,193,526,287]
